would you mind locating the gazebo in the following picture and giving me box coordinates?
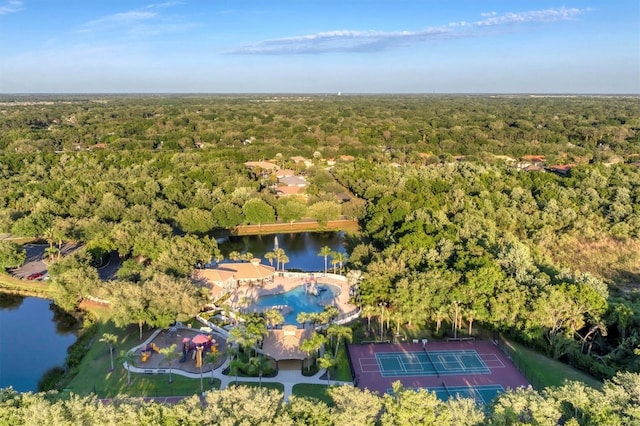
[193,259,276,292]
[261,325,313,369]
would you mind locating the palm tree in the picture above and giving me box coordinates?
[296,312,311,329]
[330,252,340,274]
[332,251,349,275]
[317,353,337,387]
[465,308,477,336]
[300,338,316,372]
[250,355,269,388]
[241,252,253,262]
[264,251,276,267]
[361,305,376,332]
[264,308,284,329]
[229,358,244,385]
[433,307,447,334]
[228,251,241,262]
[327,324,353,356]
[280,254,289,272]
[205,350,221,387]
[274,248,286,271]
[318,246,332,274]
[158,344,180,383]
[119,350,137,385]
[100,333,118,372]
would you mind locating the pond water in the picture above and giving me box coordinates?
[0,296,77,392]
[218,232,348,272]
[253,283,340,325]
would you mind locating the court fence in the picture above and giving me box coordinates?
[495,335,543,391]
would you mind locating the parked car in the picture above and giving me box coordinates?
[27,272,45,280]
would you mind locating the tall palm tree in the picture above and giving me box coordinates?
[327,324,353,356]
[264,251,276,267]
[274,248,286,271]
[332,251,349,275]
[465,308,477,336]
[100,333,118,372]
[264,308,284,329]
[119,350,137,385]
[361,305,376,332]
[250,355,269,388]
[158,344,180,384]
[317,353,337,387]
[229,358,244,385]
[280,254,289,272]
[318,246,332,274]
[433,307,447,334]
[205,350,221,387]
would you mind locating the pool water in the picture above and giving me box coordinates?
[253,284,339,325]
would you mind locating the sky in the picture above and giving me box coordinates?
[0,1,638,93]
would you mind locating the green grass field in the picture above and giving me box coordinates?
[291,383,333,405]
[65,321,223,398]
[503,338,603,390]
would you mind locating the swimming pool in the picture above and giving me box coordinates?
[253,284,340,325]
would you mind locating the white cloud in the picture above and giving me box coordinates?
[0,0,23,16]
[227,7,590,55]
[80,11,157,33]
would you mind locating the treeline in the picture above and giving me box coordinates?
[2,373,639,425]
[1,95,638,162]
[334,159,640,377]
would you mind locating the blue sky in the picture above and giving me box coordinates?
[0,1,638,93]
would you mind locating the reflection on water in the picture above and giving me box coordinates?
[0,297,77,392]
[219,232,347,272]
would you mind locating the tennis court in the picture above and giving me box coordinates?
[366,349,490,377]
[420,383,504,404]
[347,340,529,401]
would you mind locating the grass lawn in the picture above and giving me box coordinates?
[334,344,352,382]
[291,383,333,405]
[227,381,284,393]
[503,338,603,390]
[66,320,219,398]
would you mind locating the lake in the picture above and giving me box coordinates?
[0,296,77,392]
[217,231,348,272]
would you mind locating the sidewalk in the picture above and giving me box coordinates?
[124,356,353,400]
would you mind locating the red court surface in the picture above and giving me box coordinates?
[347,340,529,397]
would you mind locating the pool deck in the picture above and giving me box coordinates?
[229,272,356,317]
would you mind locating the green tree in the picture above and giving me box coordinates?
[318,246,332,274]
[119,350,137,385]
[100,333,118,372]
[327,324,353,356]
[317,353,337,387]
[242,198,275,225]
[0,241,26,270]
[205,350,221,387]
[250,355,269,388]
[158,344,180,384]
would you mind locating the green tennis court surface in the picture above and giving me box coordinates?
[389,384,504,405]
[375,350,490,377]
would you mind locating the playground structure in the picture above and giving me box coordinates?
[141,343,160,362]
[180,334,217,366]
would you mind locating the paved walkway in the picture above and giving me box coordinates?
[124,357,352,400]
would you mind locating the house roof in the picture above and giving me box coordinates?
[275,186,303,196]
[339,155,355,161]
[275,169,295,178]
[278,176,307,186]
[261,326,313,360]
[193,261,275,283]
[290,156,307,163]
[245,161,278,170]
